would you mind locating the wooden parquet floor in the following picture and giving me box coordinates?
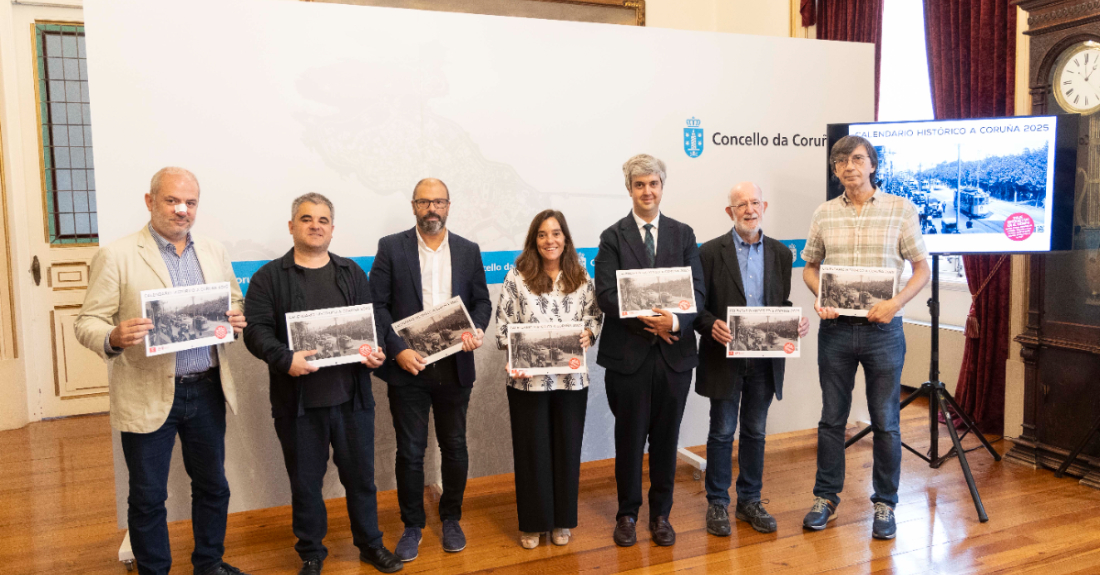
[2,395,1098,575]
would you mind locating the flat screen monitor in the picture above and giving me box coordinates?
[826,115,1079,254]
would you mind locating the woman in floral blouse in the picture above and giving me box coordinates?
[495,209,603,549]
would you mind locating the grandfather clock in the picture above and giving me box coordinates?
[1010,0,1100,486]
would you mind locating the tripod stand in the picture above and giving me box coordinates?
[843,257,1001,522]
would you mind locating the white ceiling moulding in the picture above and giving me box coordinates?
[12,0,83,8]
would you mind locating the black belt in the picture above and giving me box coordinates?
[177,367,218,384]
[834,316,872,326]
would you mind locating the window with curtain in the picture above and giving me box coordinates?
[877,0,965,283]
[34,23,97,245]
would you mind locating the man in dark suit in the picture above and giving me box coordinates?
[694,181,810,537]
[370,178,493,562]
[594,154,706,547]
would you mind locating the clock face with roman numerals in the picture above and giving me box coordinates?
[1054,41,1100,115]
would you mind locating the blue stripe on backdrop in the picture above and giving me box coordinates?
[231,241,806,295]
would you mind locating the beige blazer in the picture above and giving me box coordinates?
[74,225,245,433]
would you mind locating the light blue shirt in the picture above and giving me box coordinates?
[734,228,765,307]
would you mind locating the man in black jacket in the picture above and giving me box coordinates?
[594,154,705,547]
[369,178,492,562]
[243,193,402,575]
[693,182,809,537]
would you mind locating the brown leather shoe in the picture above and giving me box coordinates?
[649,516,676,546]
[612,516,637,547]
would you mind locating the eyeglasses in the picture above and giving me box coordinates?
[412,199,450,209]
[834,154,869,168]
[730,200,763,212]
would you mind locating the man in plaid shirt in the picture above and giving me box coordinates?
[800,135,931,540]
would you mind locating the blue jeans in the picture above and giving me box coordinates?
[274,398,383,561]
[120,373,229,575]
[705,363,774,506]
[813,317,905,507]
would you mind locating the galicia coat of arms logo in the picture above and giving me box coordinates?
[683,117,703,158]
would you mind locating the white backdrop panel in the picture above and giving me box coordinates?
[84,0,875,525]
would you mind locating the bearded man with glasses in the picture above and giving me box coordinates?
[800,136,930,540]
[369,178,492,561]
[693,181,810,537]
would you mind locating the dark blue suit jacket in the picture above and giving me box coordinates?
[370,228,492,387]
[593,211,705,375]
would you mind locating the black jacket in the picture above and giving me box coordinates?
[593,211,706,375]
[243,249,377,418]
[370,228,493,387]
[693,232,794,400]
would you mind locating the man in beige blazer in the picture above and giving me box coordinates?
[75,167,249,575]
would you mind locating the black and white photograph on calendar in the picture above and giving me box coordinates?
[818,265,898,317]
[507,322,587,376]
[286,304,377,368]
[726,307,802,358]
[142,282,233,357]
[616,267,697,318]
[393,296,477,365]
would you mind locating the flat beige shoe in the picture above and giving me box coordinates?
[551,528,571,546]
[520,531,541,549]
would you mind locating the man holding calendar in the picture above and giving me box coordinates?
[74,167,248,575]
[243,193,401,574]
[593,154,705,547]
[801,135,930,540]
[693,181,810,537]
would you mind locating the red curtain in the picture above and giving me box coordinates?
[815,0,884,118]
[924,0,1017,434]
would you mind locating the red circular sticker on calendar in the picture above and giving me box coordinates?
[678,300,690,311]
[359,344,372,356]
[784,341,796,354]
[215,326,228,339]
[1004,213,1034,241]
[461,331,473,341]
[569,358,581,369]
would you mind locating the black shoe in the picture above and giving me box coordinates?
[360,546,404,573]
[612,516,637,547]
[298,558,323,575]
[705,503,731,537]
[649,516,676,546]
[735,500,777,534]
[802,497,838,530]
[871,502,897,540]
[200,563,251,575]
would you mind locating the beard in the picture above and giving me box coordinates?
[417,213,447,234]
[734,219,760,239]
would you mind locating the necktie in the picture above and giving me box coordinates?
[643,223,655,267]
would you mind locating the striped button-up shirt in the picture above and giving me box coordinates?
[148,224,217,375]
[801,189,928,279]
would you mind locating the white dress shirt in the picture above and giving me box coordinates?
[632,210,661,252]
[630,210,679,332]
[416,228,452,309]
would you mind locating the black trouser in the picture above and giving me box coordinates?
[605,351,692,521]
[273,398,383,561]
[387,357,471,528]
[506,386,588,533]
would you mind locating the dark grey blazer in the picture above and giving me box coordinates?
[370,227,493,387]
[593,211,706,375]
[693,231,794,400]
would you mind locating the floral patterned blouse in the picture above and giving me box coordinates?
[495,268,603,391]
